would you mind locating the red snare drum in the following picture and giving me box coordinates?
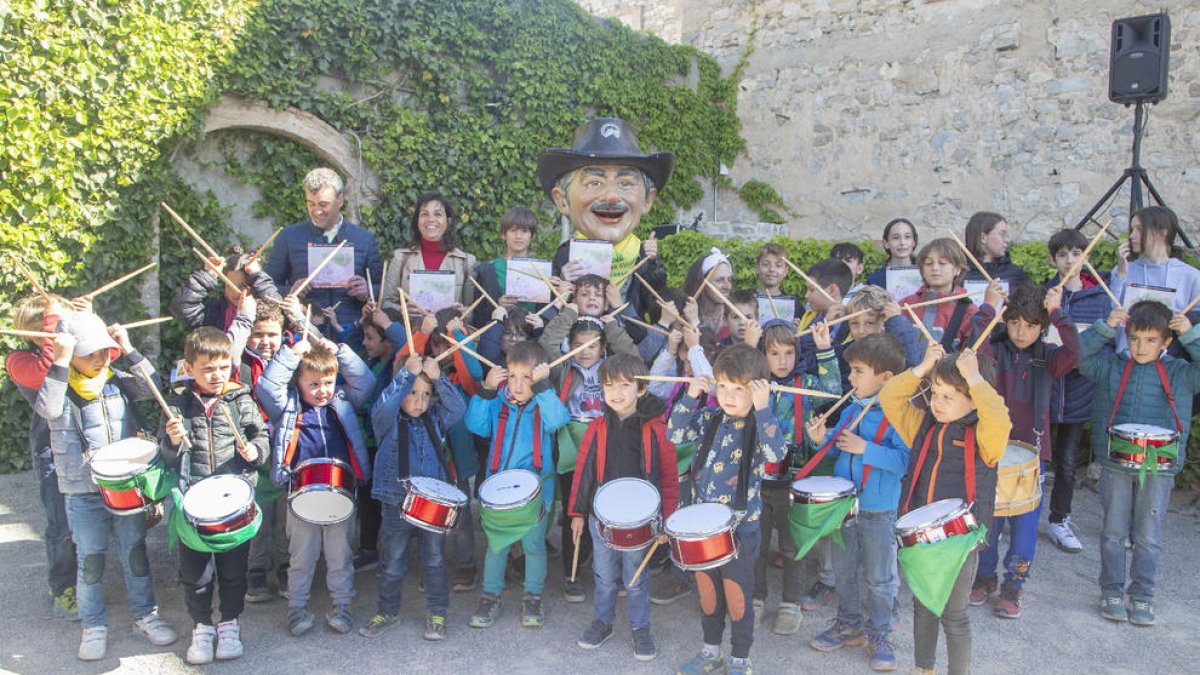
[289,458,357,525]
[593,478,661,551]
[182,475,258,536]
[790,476,858,523]
[894,498,978,548]
[401,476,468,534]
[664,503,738,571]
[762,445,798,482]
[89,437,164,514]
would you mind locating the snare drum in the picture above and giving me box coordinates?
[288,458,357,525]
[593,478,661,551]
[1107,423,1178,471]
[790,476,858,523]
[664,502,738,571]
[183,475,258,536]
[762,445,799,482]
[401,476,468,534]
[90,437,167,514]
[994,441,1042,517]
[894,498,978,548]
[479,469,543,517]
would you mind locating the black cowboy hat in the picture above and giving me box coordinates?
[536,118,676,199]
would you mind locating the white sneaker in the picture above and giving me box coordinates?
[1047,518,1083,553]
[133,610,178,646]
[215,618,244,660]
[187,624,216,665]
[78,626,107,661]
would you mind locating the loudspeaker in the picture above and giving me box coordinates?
[1109,13,1170,104]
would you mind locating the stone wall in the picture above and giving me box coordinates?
[578,0,1200,248]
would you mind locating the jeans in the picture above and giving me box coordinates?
[753,485,802,603]
[913,549,977,675]
[64,493,157,628]
[286,512,355,608]
[697,525,761,660]
[247,499,289,576]
[1099,466,1173,598]
[482,511,550,597]
[832,509,898,634]
[377,507,449,616]
[978,482,1042,590]
[1049,423,1084,523]
[588,517,651,630]
[446,476,477,571]
[179,541,251,625]
[34,446,76,595]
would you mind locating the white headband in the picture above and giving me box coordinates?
[701,247,729,275]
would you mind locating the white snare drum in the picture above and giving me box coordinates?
[894,498,978,548]
[479,469,542,512]
[593,478,661,551]
[182,475,258,536]
[790,475,858,523]
[401,476,468,534]
[89,437,165,514]
[664,502,738,571]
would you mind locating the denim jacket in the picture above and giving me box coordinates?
[370,369,466,507]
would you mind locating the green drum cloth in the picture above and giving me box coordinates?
[788,498,856,560]
[897,525,988,617]
[1110,436,1177,485]
[675,441,695,476]
[555,421,590,474]
[480,483,551,554]
[92,463,175,503]
[166,487,261,553]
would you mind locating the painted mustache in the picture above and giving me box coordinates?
[590,201,629,217]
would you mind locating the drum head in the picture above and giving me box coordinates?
[183,476,252,521]
[665,502,733,537]
[291,489,355,523]
[999,441,1038,466]
[408,476,468,505]
[594,478,660,526]
[91,438,158,477]
[479,469,539,507]
[896,498,964,531]
[790,476,855,496]
[1110,423,1177,440]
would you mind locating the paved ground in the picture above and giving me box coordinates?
[0,469,1196,675]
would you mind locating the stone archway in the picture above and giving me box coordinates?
[202,95,381,220]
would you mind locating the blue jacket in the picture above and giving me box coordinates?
[1046,273,1113,423]
[370,369,466,507]
[465,382,570,511]
[255,343,376,487]
[263,219,383,331]
[817,398,910,512]
[1079,319,1200,476]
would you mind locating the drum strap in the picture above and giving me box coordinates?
[586,417,658,485]
[560,369,573,404]
[857,418,892,490]
[794,414,854,480]
[902,422,976,514]
[1107,359,1183,433]
[489,402,543,474]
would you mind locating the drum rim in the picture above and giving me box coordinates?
[479,469,541,509]
[293,456,355,470]
[287,487,356,525]
[405,477,469,506]
[181,475,255,525]
[193,502,258,533]
[594,477,661,527]
[894,498,969,535]
[664,503,735,539]
[1107,423,1179,441]
[90,451,163,480]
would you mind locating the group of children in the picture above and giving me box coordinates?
[7,204,1197,675]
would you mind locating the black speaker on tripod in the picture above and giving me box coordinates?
[1109,12,1170,104]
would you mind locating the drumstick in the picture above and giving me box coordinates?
[656,299,694,331]
[782,257,838,306]
[161,202,221,260]
[301,303,312,344]
[366,271,375,304]
[768,383,842,399]
[397,286,415,354]
[795,307,875,337]
[704,279,749,322]
[86,261,158,298]
[635,375,698,383]
[635,272,669,307]
[458,293,486,321]
[602,302,630,322]
[530,264,570,305]
[1182,292,1200,317]
[534,299,562,317]
[138,370,190,448]
[469,276,501,310]
[192,248,243,296]
[970,311,1004,352]
[548,335,601,369]
[1083,261,1122,307]
[949,231,993,284]
[570,531,582,583]
[441,333,499,369]
[435,320,498,364]
[611,256,650,288]
[291,240,348,296]
[628,536,665,589]
[247,226,282,261]
[1054,218,1111,292]
[0,328,57,339]
[218,402,249,452]
[12,258,51,303]
[691,264,721,302]
[622,314,671,336]
[848,400,876,432]
[121,316,174,330]
[900,292,971,310]
[764,291,782,320]
[810,390,854,428]
[903,303,937,345]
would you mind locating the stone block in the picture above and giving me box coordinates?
[981,22,1020,51]
[1043,77,1093,96]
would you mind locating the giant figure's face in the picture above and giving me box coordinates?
[551,165,656,243]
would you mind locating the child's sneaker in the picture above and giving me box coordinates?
[651,574,692,605]
[728,656,753,675]
[521,593,544,628]
[245,571,273,603]
[469,594,501,628]
[866,631,898,672]
[1129,596,1155,626]
[799,581,836,611]
[358,613,401,637]
[53,587,79,620]
[423,614,447,641]
[994,583,1022,618]
[78,626,107,661]
[564,577,586,603]
[215,618,243,660]
[453,567,477,592]
[809,618,867,652]
[288,607,315,636]
[676,648,726,674]
[968,574,997,606]
[632,626,657,661]
[1099,591,1127,622]
[1046,517,1083,553]
[326,605,353,634]
[133,610,178,646]
[772,602,802,635]
[185,624,214,665]
[577,619,613,649]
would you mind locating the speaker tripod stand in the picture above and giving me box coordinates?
[1074,100,1194,248]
